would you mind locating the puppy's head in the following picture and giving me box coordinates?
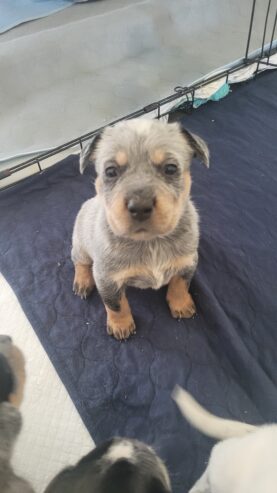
[81,119,209,240]
[45,438,171,493]
[0,335,26,408]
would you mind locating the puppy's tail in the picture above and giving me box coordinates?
[172,385,256,440]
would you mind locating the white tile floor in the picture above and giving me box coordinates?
[0,273,93,493]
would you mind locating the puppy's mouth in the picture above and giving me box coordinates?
[129,225,160,241]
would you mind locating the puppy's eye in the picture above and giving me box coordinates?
[164,164,178,175]
[105,166,118,178]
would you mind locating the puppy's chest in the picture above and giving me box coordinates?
[112,247,195,290]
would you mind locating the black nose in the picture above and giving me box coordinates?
[0,335,12,345]
[127,197,155,221]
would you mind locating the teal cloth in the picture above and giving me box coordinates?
[193,82,230,108]
[173,82,230,112]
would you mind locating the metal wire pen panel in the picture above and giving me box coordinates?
[0,0,276,191]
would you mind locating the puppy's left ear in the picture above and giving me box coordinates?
[79,132,102,174]
[180,126,209,168]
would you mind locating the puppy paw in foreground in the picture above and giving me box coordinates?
[172,385,277,493]
[72,119,209,339]
[0,335,34,493]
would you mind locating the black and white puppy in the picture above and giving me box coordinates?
[45,437,171,493]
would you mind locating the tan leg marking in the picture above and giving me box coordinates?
[166,275,196,319]
[73,263,95,299]
[105,294,136,340]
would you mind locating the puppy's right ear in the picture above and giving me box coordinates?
[79,132,102,174]
[180,126,210,168]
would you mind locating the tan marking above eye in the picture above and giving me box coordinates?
[151,149,166,165]
[115,150,128,166]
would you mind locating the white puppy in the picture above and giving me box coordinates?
[172,385,277,493]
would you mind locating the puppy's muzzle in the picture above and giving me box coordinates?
[126,188,156,222]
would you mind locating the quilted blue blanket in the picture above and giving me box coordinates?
[0,71,276,492]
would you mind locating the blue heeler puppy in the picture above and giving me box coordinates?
[72,119,209,340]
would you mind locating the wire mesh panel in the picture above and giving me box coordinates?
[0,0,276,191]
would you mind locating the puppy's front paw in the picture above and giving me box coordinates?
[107,316,136,340]
[167,275,196,319]
[73,264,95,299]
[167,292,196,319]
